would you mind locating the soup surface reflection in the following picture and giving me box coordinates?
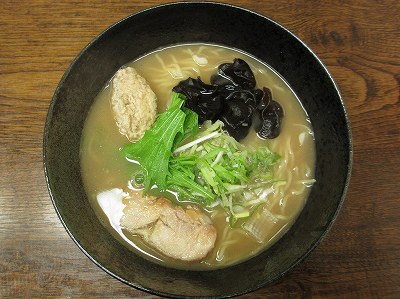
[80,44,316,269]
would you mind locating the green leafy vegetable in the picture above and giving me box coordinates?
[122,92,282,224]
[122,92,197,192]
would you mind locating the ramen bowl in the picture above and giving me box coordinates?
[44,2,352,298]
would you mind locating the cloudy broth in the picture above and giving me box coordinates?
[80,44,316,270]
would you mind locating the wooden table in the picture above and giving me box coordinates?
[1,1,399,298]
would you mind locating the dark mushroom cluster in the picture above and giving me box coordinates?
[172,58,284,141]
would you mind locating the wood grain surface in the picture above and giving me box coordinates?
[1,0,399,298]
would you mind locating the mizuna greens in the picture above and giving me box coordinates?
[122,92,282,223]
[122,92,198,192]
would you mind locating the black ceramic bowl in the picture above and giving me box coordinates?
[44,2,352,298]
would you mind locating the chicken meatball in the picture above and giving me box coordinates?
[111,67,157,141]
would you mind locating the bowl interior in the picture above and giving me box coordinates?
[44,3,351,298]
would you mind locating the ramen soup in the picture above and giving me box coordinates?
[80,44,316,270]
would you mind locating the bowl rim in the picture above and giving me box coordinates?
[43,2,353,298]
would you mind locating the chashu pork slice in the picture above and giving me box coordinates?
[111,67,157,141]
[120,193,217,261]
